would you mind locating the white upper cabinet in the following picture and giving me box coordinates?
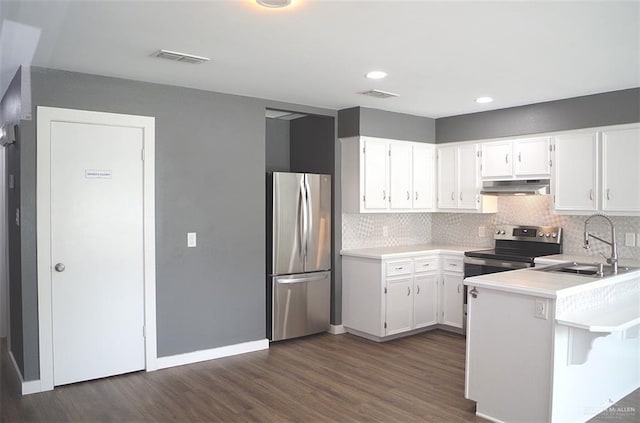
[552,124,640,216]
[437,144,496,213]
[341,136,436,213]
[481,137,551,180]
[362,138,389,211]
[552,132,598,212]
[437,146,458,209]
[389,142,413,210]
[602,126,640,214]
[481,141,512,178]
[412,144,435,210]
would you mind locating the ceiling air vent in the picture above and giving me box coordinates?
[153,49,210,64]
[359,89,399,99]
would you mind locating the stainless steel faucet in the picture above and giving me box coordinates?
[583,214,618,274]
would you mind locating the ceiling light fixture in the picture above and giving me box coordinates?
[475,96,494,104]
[365,71,387,80]
[256,0,292,8]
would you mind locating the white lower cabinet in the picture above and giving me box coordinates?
[413,272,439,328]
[440,255,464,329]
[342,252,462,340]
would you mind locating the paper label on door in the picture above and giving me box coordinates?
[85,170,112,179]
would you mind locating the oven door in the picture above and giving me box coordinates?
[463,256,532,277]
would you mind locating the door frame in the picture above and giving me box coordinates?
[36,106,157,392]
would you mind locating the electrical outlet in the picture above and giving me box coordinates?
[187,232,197,248]
[478,226,486,237]
[382,226,389,237]
[624,232,636,247]
[534,298,548,320]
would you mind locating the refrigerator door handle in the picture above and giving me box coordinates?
[301,176,309,262]
[297,178,306,261]
[278,274,328,284]
[304,175,312,261]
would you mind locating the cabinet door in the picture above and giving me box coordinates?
[413,273,438,329]
[437,146,457,209]
[441,272,463,328]
[481,141,512,178]
[514,137,551,177]
[389,142,413,210]
[458,144,480,210]
[385,277,413,335]
[602,127,640,213]
[412,144,435,210]
[553,132,598,212]
[362,139,389,211]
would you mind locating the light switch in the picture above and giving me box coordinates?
[624,233,636,247]
[187,232,197,248]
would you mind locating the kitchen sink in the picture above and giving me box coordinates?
[537,262,640,278]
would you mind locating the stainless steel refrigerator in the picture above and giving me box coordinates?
[267,172,331,341]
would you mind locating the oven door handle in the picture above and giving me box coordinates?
[463,256,531,270]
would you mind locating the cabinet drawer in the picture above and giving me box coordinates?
[443,256,463,272]
[414,256,439,273]
[385,260,413,277]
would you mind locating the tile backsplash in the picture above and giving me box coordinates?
[342,196,640,260]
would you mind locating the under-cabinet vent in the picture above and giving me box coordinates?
[359,89,399,99]
[153,49,210,64]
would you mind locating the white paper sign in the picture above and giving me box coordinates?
[85,170,112,179]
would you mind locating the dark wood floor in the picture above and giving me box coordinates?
[1,330,638,422]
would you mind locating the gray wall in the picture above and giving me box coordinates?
[338,106,436,143]
[12,67,337,381]
[265,118,290,172]
[437,88,640,142]
[289,115,339,323]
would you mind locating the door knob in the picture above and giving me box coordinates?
[54,263,66,272]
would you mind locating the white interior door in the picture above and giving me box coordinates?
[50,120,145,386]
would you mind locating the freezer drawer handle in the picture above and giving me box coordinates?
[278,274,328,284]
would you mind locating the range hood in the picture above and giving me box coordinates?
[481,179,550,196]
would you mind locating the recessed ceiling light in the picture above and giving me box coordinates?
[256,0,292,8]
[365,71,387,80]
[475,96,494,104]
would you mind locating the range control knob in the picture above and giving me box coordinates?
[551,233,557,238]
[538,232,544,237]
[495,230,501,235]
[500,230,506,235]
[545,233,551,237]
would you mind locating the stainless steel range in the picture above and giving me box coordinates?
[462,224,563,332]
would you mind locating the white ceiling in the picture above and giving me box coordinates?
[1,0,639,118]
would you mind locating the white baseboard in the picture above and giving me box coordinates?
[328,324,346,335]
[9,351,42,395]
[154,338,269,370]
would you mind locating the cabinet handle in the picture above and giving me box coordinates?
[407,287,411,296]
[415,192,419,200]
[505,153,509,164]
[518,152,522,162]
[606,189,611,200]
[457,284,461,294]
[449,263,458,267]
[470,287,478,298]
[417,285,420,295]
[589,189,593,201]
[451,192,455,201]
[460,192,463,201]
[406,191,410,201]
[382,190,386,200]
[395,266,404,271]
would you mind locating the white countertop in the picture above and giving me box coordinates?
[464,265,640,298]
[340,244,473,259]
